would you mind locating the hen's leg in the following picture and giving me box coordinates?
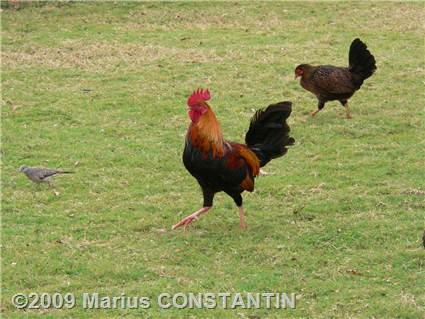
[311,101,325,117]
[345,103,352,119]
[172,206,211,231]
[340,100,352,119]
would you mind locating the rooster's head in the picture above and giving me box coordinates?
[187,88,211,123]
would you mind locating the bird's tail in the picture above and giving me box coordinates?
[348,38,376,85]
[57,170,74,174]
[245,101,295,167]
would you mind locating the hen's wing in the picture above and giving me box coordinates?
[310,66,357,95]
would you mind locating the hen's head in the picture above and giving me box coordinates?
[187,88,211,123]
[294,64,310,79]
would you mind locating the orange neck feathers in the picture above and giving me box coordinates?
[189,105,225,158]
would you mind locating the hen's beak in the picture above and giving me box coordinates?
[294,74,300,80]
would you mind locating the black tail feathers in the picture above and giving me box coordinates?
[245,101,295,167]
[348,38,376,83]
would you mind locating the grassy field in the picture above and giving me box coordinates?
[2,2,424,318]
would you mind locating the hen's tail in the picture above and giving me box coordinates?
[245,101,295,167]
[348,38,376,85]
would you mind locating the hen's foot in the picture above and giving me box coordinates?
[311,110,320,117]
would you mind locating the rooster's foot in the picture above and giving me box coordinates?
[172,207,211,231]
[259,169,273,177]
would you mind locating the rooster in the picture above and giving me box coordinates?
[172,89,294,231]
[295,38,376,118]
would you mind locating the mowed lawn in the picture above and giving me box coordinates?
[2,2,424,318]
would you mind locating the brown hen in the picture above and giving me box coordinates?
[295,38,376,118]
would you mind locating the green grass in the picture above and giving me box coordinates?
[1,2,424,318]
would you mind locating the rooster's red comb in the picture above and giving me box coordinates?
[187,88,211,107]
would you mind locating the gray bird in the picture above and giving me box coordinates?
[19,165,74,187]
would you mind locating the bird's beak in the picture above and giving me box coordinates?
[294,74,299,80]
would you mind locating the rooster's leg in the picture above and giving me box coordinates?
[172,206,211,231]
[239,206,247,229]
[230,193,247,229]
[311,101,324,117]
